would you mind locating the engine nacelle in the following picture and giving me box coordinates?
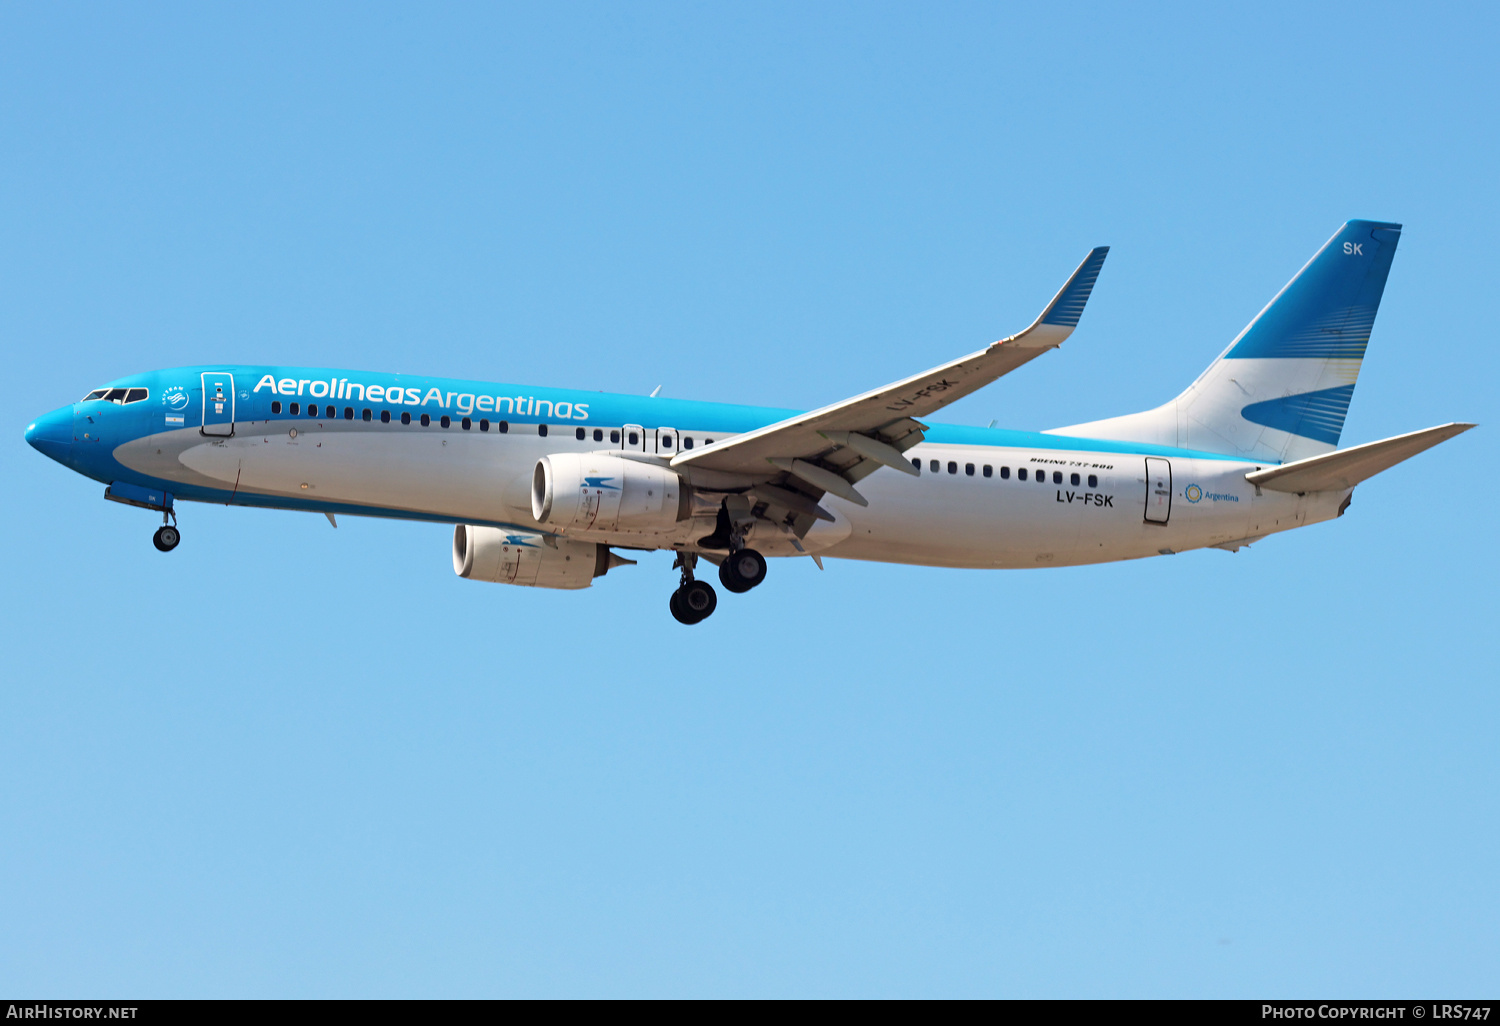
[531,453,688,534]
[452,525,616,590]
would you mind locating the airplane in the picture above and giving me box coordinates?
[24,219,1474,624]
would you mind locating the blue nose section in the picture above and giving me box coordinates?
[25,406,74,463]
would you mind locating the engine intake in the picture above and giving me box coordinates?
[452,524,625,589]
[532,453,688,533]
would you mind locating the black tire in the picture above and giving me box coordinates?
[725,548,767,589]
[718,559,752,594]
[681,579,717,621]
[153,525,180,552]
[669,587,696,625]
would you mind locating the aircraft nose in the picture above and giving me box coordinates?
[25,406,74,462]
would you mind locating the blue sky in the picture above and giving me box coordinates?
[3,2,1496,997]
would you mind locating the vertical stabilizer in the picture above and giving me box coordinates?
[1050,220,1402,463]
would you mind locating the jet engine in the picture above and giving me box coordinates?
[452,524,631,589]
[531,453,689,533]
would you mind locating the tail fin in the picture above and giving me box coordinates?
[1051,220,1402,463]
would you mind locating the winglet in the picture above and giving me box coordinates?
[1006,246,1109,348]
[1040,246,1109,327]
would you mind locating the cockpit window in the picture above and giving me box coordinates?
[81,387,149,404]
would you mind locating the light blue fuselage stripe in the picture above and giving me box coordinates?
[72,363,1261,521]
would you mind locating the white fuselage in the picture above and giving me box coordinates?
[115,414,1344,569]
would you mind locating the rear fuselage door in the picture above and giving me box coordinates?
[1144,457,1172,524]
[201,372,235,436]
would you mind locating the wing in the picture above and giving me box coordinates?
[671,246,1109,511]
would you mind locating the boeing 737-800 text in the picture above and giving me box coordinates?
[25,220,1473,623]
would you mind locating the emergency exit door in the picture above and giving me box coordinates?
[201,372,235,437]
[1144,458,1172,524]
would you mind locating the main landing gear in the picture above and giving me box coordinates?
[669,553,717,625]
[718,547,767,593]
[152,509,180,552]
[668,546,768,625]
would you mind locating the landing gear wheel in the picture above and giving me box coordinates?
[153,525,180,552]
[718,548,767,593]
[670,580,718,624]
[669,587,692,624]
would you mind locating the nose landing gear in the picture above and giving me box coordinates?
[669,552,718,625]
[152,507,180,552]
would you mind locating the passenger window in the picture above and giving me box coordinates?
[982,465,992,478]
[461,417,471,430]
[344,407,354,420]
[1001,466,1010,479]
[594,429,604,442]
[1018,468,1027,481]
[479,419,489,431]
[661,434,674,448]
[362,409,371,421]
[381,410,391,423]
[948,462,957,475]
[930,459,939,473]
[420,413,430,426]
[440,415,451,428]
[499,420,509,433]
[627,430,638,445]
[1052,471,1062,484]
[610,430,620,444]
[684,436,694,449]
[965,463,975,476]
[1070,473,1080,486]
[272,401,282,414]
[539,424,549,437]
[912,458,921,471]
[1088,474,1098,488]
[401,412,410,425]
[576,427,585,440]
[704,439,714,445]
[290,402,301,416]
[126,388,148,403]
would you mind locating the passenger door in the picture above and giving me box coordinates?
[201,372,235,437]
[1144,457,1172,524]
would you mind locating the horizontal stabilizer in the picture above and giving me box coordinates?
[1245,423,1475,494]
